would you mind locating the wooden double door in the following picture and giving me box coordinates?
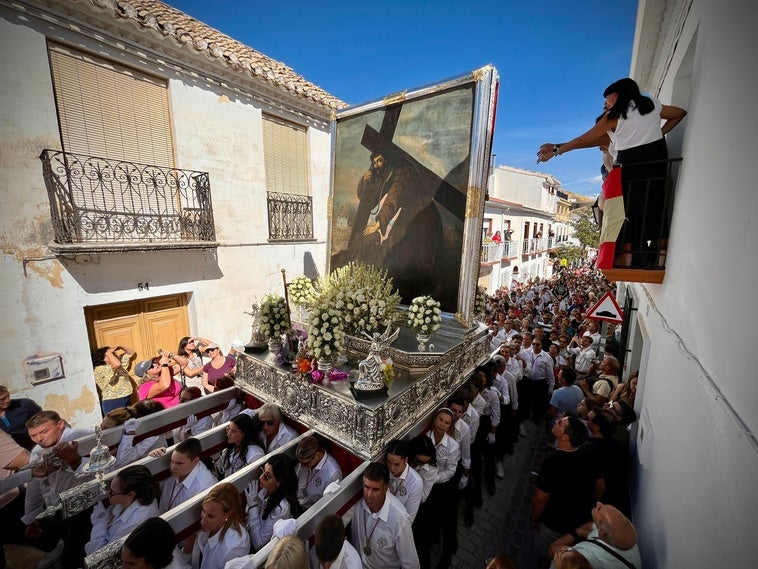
[86,294,190,365]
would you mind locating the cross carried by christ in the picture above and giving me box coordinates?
[359,104,466,220]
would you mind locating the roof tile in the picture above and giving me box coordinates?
[86,0,345,111]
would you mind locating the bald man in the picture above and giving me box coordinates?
[548,502,641,569]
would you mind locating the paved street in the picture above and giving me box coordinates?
[431,421,550,568]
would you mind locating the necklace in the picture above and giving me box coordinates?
[390,476,406,497]
[362,508,380,556]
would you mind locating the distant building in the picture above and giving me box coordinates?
[480,166,573,291]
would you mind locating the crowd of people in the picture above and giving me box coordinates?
[0,266,643,569]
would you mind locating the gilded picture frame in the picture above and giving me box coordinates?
[327,66,498,324]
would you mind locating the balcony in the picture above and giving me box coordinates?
[522,237,549,255]
[600,158,681,284]
[480,242,503,264]
[502,240,520,259]
[40,149,216,253]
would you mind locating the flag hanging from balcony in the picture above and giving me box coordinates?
[596,166,625,269]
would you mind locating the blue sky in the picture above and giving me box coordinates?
[170,0,638,196]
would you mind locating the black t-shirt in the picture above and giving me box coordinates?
[536,447,601,533]
[583,438,632,516]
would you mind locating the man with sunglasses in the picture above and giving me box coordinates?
[257,403,296,452]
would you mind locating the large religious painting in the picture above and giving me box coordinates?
[328,66,498,321]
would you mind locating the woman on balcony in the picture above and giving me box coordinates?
[537,77,686,267]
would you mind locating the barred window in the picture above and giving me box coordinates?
[263,114,313,240]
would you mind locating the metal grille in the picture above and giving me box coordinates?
[266,192,313,241]
[40,149,215,244]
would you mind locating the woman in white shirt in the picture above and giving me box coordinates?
[86,465,159,555]
[184,483,250,569]
[537,77,686,267]
[214,413,265,479]
[422,408,462,569]
[246,454,302,551]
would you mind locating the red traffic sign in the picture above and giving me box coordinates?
[585,291,624,323]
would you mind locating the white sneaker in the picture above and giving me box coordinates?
[519,424,528,437]
[495,461,505,479]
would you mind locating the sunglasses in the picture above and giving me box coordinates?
[261,419,276,426]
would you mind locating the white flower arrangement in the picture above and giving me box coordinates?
[258,294,290,339]
[407,295,442,335]
[288,275,316,307]
[318,262,400,337]
[307,302,345,361]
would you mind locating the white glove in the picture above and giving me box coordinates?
[487,432,496,445]
[185,414,197,427]
[245,480,260,509]
[323,481,341,497]
[91,500,108,521]
[123,418,140,435]
[458,475,469,490]
[272,518,297,539]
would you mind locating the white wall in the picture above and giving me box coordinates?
[627,0,756,565]
[0,7,331,427]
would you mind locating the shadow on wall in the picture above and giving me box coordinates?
[61,248,223,293]
[303,251,320,281]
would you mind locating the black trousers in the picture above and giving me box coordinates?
[519,379,549,424]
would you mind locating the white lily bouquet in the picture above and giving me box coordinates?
[323,262,400,337]
[259,294,290,339]
[407,295,442,335]
[288,275,316,307]
[307,302,345,361]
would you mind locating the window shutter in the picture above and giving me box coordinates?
[262,114,309,196]
[47,42,174,168]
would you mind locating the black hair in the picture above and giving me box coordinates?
[314,514,345,562]
[385,438,409,459]
[603,77,655,120]
[560,367,577,385]
[263,454,301,520]
[175,437,202,460]
[122,517,176,568]
[222,413,261,472]
[116,464,158,506]
[408,434,437,467]
[363,462,390,485]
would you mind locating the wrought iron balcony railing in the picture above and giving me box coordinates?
[40,149,216,249]
[502,240,519,258]
[266,192,314,241]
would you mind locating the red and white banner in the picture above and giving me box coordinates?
[596,166,625,269]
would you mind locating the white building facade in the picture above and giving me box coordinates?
[0,0,341,426]
[620,0,755,565]
[479,166,571,292]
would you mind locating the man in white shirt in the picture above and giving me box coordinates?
[351,462,419,569]
[295,435,343,509]
[521,338,555,426]
[570,334,598,377]
[158,438,217,514]
[314,513,361,569]
[490,355,514,479]
[22,410,93,568]
[258,402,297,452]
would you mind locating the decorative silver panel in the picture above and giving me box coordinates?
[237,324,490,460]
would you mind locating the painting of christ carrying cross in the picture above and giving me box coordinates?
[329,67,498,317]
